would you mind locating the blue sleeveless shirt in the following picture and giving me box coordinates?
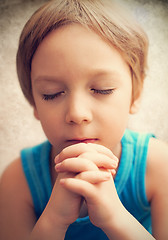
[21,129,154,239]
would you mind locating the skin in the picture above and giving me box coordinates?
[0,24,168,240]
[31,24,135,160]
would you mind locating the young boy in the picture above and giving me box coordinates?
[0,0,168,239]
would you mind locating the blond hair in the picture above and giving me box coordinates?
[16,0,148,106]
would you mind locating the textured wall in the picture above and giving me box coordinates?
[0,0,168,175]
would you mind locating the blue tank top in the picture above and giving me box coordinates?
[21,129,154,239]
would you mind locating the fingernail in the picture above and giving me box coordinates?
[55,155,60,164]
[114,156,119,164]
[55,162,61,172]
[104,172,111,179]
[110,161,118,169]
[111,169,116,176]
[114,160,118,167]
[60,179,66,185]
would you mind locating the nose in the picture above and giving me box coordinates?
[65,94,92,125]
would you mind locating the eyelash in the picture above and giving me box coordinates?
[43,91,64,101]
[91,89,114,95]
[42,89,114,101]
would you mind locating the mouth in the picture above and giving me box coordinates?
[66,138,98,144]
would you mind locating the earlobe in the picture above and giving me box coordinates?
[33,107,40,120]
[130,100,140,114]
[129,92,142,114]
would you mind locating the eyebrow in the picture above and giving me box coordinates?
[33,69,122,85]
[90,69,122,79]
[33,76,62,84]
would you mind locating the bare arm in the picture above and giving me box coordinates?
[146,138,168,240]
[0,159,36,240]
[0,159,77,240]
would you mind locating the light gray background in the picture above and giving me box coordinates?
[0,0,168,175]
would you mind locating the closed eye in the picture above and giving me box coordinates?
[43,91,64,100]
[91,89,114,95]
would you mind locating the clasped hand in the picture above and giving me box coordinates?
[53,143,120,230]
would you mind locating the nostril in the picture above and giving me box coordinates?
[65,106,92,125]
[65,95,93,124]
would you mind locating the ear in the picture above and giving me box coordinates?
[33,107,40,120]
[129,90,142,114]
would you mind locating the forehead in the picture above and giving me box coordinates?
[31,24,130,83]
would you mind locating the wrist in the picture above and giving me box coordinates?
[43,205,70,232]
[29,213,69,240]
[101,205,126,235]
[102,207,154,240]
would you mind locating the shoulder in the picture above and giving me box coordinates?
[1,158,22,186]
[146,137,168,201]
[0,158,33,208]
[0,158,37,239]
[146,138,168,238]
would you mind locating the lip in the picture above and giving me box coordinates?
[66,138,98,144]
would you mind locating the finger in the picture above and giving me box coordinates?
[79,152,118,170]
[55,143,97,164]
[60,174,116,202]
[60,178,96,201]
[87,143,118,159]
[110,169,116,177]
[55,143,118,164]
[55,157,99,173]
[76,170,112,184]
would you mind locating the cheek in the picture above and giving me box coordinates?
[36,108,63,137]
[101,94,131,122]
[100,114,127,152]
[98,95,131,138]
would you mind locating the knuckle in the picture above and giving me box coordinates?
[60,159,70,168]
[79,151,90,158]
[59,148,67,160]
[77,143,90,152]
[76,171,85,180]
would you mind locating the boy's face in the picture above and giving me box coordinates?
[31,24,135,158]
